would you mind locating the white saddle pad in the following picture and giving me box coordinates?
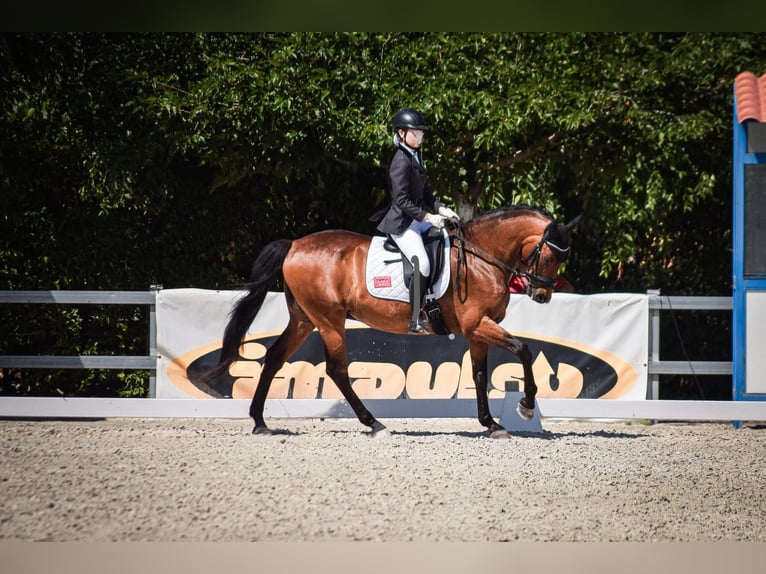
[365,231,451,303]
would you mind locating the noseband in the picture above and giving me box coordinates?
[514,222,570,290]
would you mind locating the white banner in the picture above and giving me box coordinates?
[156,289,647,401]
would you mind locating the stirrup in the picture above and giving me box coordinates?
[408,318,429,335]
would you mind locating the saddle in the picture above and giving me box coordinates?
[365,227,452,335]
[382,226,447,293]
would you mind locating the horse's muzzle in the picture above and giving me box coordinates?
[530,289,552,304]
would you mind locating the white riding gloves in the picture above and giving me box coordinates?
[424,213,447,229]
[438,205,460,221]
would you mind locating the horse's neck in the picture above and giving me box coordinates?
[465,217,536,269]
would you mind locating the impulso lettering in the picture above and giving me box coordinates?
[179,328,633,400]
[227,340,585,400]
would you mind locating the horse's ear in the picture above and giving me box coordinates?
[565,214,582,230]
[558,214,582,242]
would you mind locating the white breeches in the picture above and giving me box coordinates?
[390,219,432,277]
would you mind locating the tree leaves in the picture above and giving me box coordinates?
[5,33,766,294]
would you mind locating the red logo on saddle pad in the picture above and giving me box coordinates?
[374,276,392,288]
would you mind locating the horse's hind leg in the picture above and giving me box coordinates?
[318,325,386,436]
[249,314,315,434]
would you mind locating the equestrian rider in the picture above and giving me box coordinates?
[375,108,459,334]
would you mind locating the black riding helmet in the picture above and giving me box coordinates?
[392,108,429,132]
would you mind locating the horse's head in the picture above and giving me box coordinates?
[517,215,581,304]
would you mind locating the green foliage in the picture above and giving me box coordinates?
[2,32,764,396]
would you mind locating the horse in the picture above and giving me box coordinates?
[208,205,580,438]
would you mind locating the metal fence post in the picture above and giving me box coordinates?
[148,284,163,398]
[647,289,661,400]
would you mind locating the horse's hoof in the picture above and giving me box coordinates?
[369,421,389,438]
[252,425,273,436]
[489,428,511,439]
[516,401,534,421]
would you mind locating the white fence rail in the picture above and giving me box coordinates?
[2,290,764,422]
[646,290,732,399]
[0,289,160,394]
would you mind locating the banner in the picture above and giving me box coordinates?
[156,289,647,401]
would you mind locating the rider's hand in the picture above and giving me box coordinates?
[424,213,446,229]
[438,206,460,222]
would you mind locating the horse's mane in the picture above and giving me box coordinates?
[471,204,555,223]
[465,205,571,253]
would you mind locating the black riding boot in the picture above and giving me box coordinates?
[408,257,430,334]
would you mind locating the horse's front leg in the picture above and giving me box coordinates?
[468,339,509,438]
[471,316,538,422]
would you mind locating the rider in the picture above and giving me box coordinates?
[374,107,459,334]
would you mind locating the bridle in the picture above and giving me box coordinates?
[452,221,569,299]
[515,222,570,290]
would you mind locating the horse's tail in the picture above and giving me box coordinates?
[211,239,293,377]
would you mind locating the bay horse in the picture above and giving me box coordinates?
[210,206,580,438]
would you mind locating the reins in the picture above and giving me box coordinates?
[452,223,515,303]
[451,219,569,299]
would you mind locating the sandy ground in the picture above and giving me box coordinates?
[1,416,764,542]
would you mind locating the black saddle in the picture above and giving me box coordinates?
[381,226,447,292]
